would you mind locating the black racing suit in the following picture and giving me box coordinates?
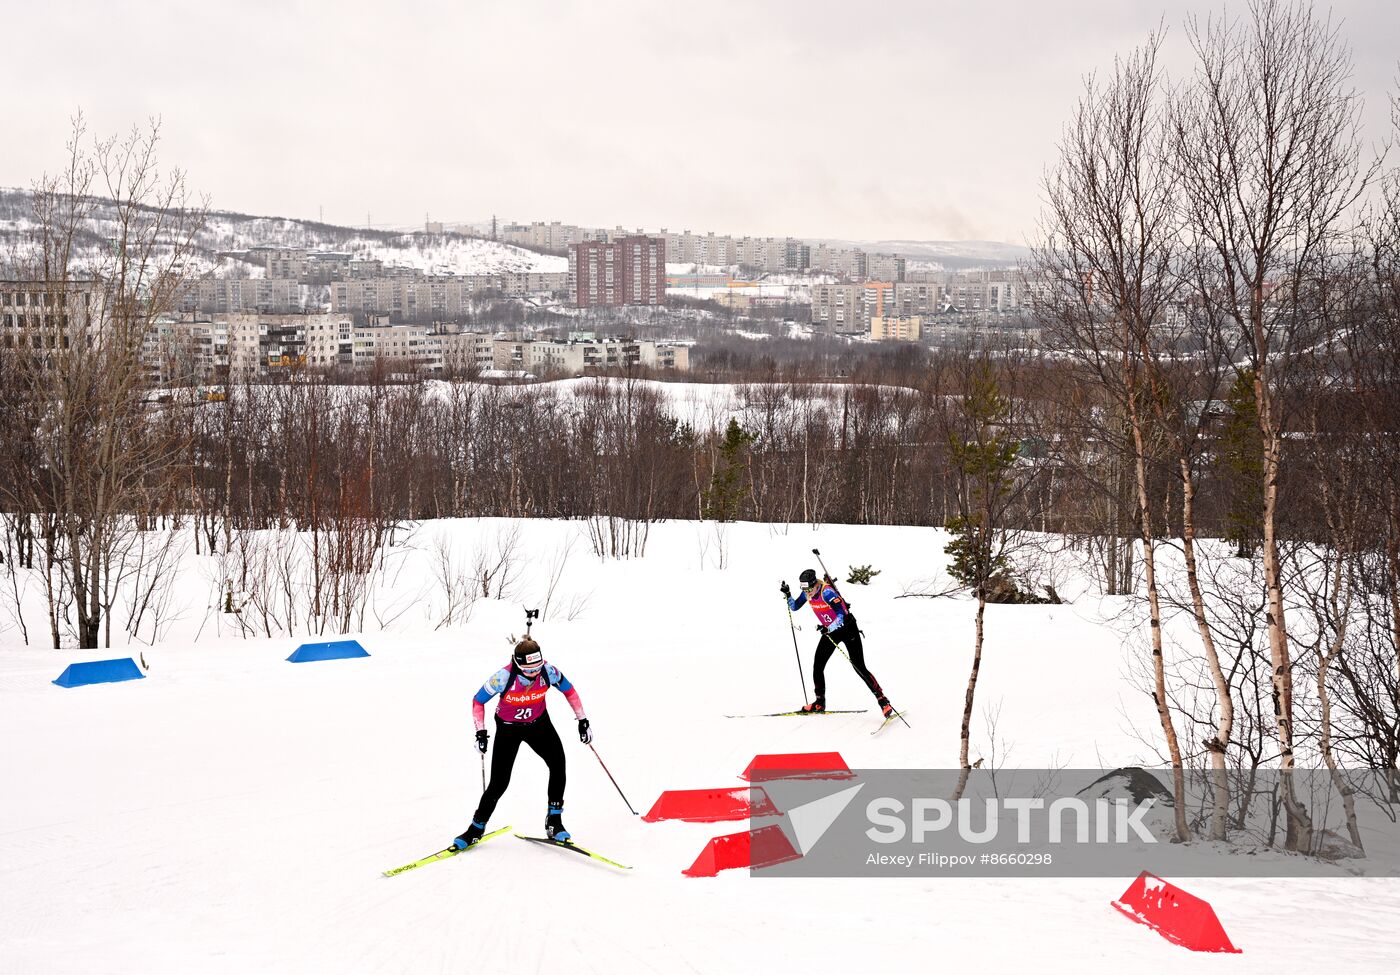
[472,712,567,824]
[814,614,885,702]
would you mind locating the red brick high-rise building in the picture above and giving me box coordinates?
[570,235,666,308]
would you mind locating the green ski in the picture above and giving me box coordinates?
[872,709,911,736]
[515,834,632,870]
[381,825,512,877]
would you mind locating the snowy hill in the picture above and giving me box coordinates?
[0,188,564,278]
[2,518,1398,973]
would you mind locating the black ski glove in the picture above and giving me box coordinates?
[780,581,791,598]
[475,729,489,754]
[577,718,592,744]
[817,624,829,636]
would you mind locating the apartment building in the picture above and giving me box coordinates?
[261,248,309,279]
[350,323,435,370]
[499,271,569,297]
[180,277,302,314]
[861,281,896,325]
[902,270,1039,316]
[891,281,944,317]
[212,312,352,375]
[945,270,1028,314]
[807,243,866,278]
[639,341,689,370]
[811,281,898,333]
[302,315,354,368]
[0,280,103,348]
[141,316,233,384]
[492,336,689,374]
[504,217,942,280]
[870,315,923,342]
[865,254,907,283]
[810,283,860,333]
[661,231,733,266]
[438,330,496,374]
[330,273,568,317]
[500,221,588,253]
[570,236,666,308]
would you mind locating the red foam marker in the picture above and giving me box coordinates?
[642,787,780,823]
[1112,870,1241,953]
[682,824,801,877]
[740,752,853,782]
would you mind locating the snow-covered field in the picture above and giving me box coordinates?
[3,520,1398,973]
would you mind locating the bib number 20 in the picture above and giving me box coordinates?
[513,707,534,720]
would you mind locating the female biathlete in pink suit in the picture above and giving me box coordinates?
[453,638,590,849]
[783,567,895,718]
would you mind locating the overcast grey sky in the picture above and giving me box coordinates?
[4,0,1396,242]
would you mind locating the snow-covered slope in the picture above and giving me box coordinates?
[0,189,563,278]
[2,519,1397,973]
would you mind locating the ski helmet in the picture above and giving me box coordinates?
[513,638,543,672]
[799,568,819,589]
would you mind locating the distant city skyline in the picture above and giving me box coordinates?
[6,0,1397,244]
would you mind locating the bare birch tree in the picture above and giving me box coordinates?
[1171,0,1375,849]
[1038,34,1193,840]
[11,114,206,647]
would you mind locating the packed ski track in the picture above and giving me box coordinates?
[2,521,1397,973]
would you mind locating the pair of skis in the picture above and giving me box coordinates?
[382,826,630,876]
[726,708,910,735]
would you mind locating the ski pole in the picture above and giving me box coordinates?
[785,598,810,706]
[818,630,911,730]
[821,628,854,664]
[588,742,639,816]
[480,750,487,791]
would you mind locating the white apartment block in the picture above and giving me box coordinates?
[492,337,689,374]
[500,221,589,253]
[806,244,866,278]
[218,312,339,375]
[504,218,948,281]
[639,342,689,370]
[330,273,567,316]
[438,330,496,373]
[351,323,436,370]
[0,280,103,348]
[302,315,354,368]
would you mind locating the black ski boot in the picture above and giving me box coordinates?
[453,820,485,850]
[545,801,571,842]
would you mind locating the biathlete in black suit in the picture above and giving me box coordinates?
[783,567,894,718]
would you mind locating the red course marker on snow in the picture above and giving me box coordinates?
[1111,871,1241,953]
[642,787,781,823]
[682,824,802,877]
[740,752,853,782]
